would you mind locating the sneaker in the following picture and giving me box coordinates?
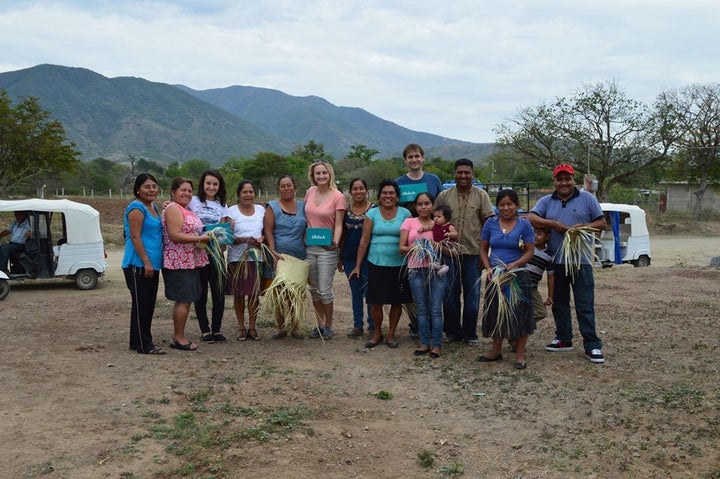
[309,327,322,339]
[321,327,334,339]
[347,327,364,338]
[466,339,480,346]
[545,339,573,352]
[437,264,449,277]
[585,349,605,363]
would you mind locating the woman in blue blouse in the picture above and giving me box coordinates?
[351,179,412,349]
[122,173,165,355]
[477,189,535,369]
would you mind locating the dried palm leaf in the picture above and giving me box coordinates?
[227,243,274,298]
[560,226,598,278]
[260,254,310,332]
[482,261,528,338]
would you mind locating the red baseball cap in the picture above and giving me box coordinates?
[553,163,575,177]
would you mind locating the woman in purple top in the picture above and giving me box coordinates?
[477,189,535,369]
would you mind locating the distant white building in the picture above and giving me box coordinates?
[662,182,720,213]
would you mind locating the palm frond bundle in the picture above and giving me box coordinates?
[260,254,310,332]
[560,226,598,278]
[482,262,528,338]
[201,226,230,276]
[228,243,274,297]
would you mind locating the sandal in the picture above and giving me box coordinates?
[143,345,166,355]
[169,340,197,351]
[271,330,287,340]
[247,329,261,341]
[236,329,247,341]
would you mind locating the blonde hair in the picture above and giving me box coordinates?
[308,161,337,189]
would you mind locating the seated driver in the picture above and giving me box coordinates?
[0,211,32,274]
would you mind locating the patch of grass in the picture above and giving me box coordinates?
[239,405,313,443]
[439,461,465,475]
[417,450,435,469]
[374,390,393,400]
[623,384,704,410]
[215,402,258,417]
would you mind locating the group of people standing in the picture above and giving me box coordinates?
[121,145,606,367]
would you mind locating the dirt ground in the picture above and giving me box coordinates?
[1,198,719,479]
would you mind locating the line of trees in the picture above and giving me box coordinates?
[494,80,720,215]
[2,81,719,216]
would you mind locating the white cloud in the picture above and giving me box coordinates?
[1,0,719,142]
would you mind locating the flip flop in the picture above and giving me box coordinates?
[170,340,197,351]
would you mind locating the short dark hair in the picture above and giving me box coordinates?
[454,158,474,170]
[377,179,400,200]
[433,204,453,222]
[132,173,159,198]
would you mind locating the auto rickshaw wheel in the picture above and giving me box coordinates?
[634,255,650,268]
[0,279,9,300]
[75,269,98,290]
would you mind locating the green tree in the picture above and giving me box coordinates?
[655,83,720,217]
[495,80,673,200]
[290,140,333,163]
[238,152,307,194]
[345,144,379,164]
[0,91,80,195]
[181,159,212,182]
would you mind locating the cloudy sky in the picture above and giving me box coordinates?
[1,0,718,143]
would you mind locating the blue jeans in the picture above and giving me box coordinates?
[408,267,447,348]
[552,264,602,350]
[342,258,373,331]
[443,254,481,341]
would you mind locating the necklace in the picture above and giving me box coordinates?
[499,218,517,234]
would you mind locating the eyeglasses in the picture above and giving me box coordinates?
[312,159,329,164]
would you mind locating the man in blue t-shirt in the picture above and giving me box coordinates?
[529,163,607,364]
[395,143,443,336]
[395,143,443,215]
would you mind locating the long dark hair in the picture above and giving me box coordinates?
[198,169,227,206]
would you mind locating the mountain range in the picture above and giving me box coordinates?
[0,64,494,165]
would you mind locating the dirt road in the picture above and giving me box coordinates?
[1,233,718,479]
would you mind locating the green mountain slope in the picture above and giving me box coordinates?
[0,64,494,165]
[0,64,290,164]
[176,84,495,159]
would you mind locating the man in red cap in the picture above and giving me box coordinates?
[529,163,607,363]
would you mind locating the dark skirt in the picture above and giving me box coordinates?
[225,261,261,297]
[481,269,535,339]
[366,263,412,305]
[163,268,201,303]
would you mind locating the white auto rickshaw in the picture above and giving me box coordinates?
[0,199,108,299]
[595,203,651,268]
